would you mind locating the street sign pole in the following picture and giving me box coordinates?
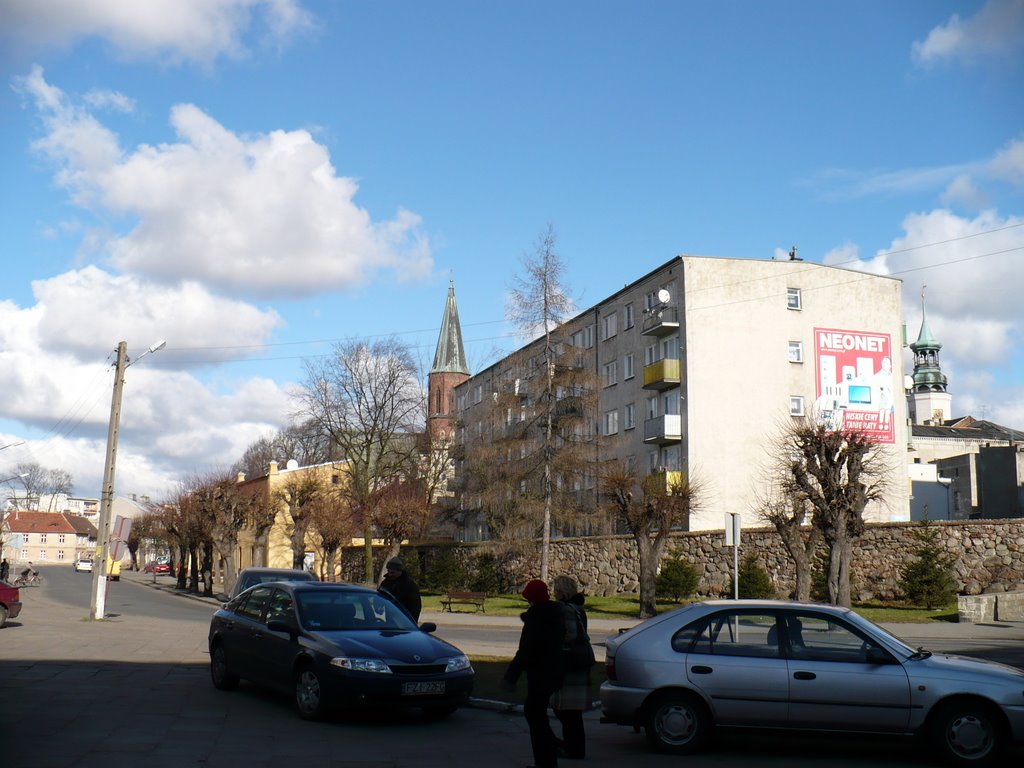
[725,512,741,599]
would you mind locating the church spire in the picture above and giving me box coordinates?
[909,288,947,393]
[431,279,469,375]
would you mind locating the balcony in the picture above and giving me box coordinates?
[642,357,681,390]
[646,469,687,494]
[641,306,680,336]
[554,395,585,421]
[643,414,682,444]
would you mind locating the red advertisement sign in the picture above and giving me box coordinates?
[813,328,895,444]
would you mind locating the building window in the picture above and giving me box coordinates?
[645,344,657,365]
[40,533,47,544]
[623,353,635,380]
[787,287,802,310]
[38,550,47,561]
[788,341,803,363]
[646,396,658,419]
[473,385,482,404]
[603,409,619,436]
[601,312,617,340]
[790,396,805,416]
[624,403,636,430]
[57,550,66,561]
[58,534,66,544]
[603,361,618,387]
[624,303,634,330]
[20,549,28,560]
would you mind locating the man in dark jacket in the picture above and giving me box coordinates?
[503,579,566,768]
[379,557,421,621]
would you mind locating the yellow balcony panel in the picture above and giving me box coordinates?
[642,358,681,390]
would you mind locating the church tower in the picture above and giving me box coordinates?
[908,294,952,426]
[428,280,470,442]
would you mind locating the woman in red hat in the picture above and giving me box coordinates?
[503,579,566,768]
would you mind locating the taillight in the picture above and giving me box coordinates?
[605,656,616,681]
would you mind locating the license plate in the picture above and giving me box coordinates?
[401,681,446,695]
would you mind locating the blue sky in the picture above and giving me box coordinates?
[0,0,1022,500]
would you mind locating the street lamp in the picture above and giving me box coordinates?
[89,340,165,620]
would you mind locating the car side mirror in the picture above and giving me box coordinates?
[267,618,299,637]
[419,622,437,633]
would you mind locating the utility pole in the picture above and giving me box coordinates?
[90,341,127,620]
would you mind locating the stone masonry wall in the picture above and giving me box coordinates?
[338,519,1024,600]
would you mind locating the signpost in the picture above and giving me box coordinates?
[725,512,741,599]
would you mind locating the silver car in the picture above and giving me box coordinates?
[600,599,1024,766]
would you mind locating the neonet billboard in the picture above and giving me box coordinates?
[813,327,895,444]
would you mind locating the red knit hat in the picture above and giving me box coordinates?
[521,579,550,604]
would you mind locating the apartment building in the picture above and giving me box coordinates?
[451,255,910,537]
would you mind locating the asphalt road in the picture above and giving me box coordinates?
[2,566,1023,768]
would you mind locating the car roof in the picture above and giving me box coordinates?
[290,582,376,595]
[239,567,312,575]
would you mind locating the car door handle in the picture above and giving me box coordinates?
[793,671,816,680]
[690,665,713,674]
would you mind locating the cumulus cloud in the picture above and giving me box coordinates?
[989,137,1024,185]
[941,174,987,209]
[912,0,1024,66]
[17,68,433,298]
[83,89,135,113]
[0,0,313,66]
[837,208,1024,426]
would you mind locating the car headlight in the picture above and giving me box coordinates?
[444,655,472,673]
[330,657,393,674]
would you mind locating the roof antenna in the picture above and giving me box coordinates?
[789,245,801,261]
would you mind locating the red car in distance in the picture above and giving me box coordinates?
[143,562,171,574]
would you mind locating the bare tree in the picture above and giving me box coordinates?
[505,224,574,581]
[307,491,357,581]
[10,462,47,510]
[44,469,74,510]
[372,477,434,582]
[754,487,820,602]
[293,337,423,582]
[605,461,703,618]
[232,420,332,479]
[778,420,888,607]
[273,473,326,570]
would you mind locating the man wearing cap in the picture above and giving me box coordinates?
[379,557,421,621]
[503,579,566,768]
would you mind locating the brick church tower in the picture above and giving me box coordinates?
[428,280,470,442]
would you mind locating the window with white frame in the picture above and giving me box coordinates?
[20,549,28,560]
[646,396,658,419]
[790,396,805,416]
[602,312,617,340]
[604,409,619,435]
[647,452,659,473]
[624,403,636,430]
[623,353,635,379]
[473,385,482,404]
[58,534,65,544]
[624,303,634,329]
[38,550,47,560]
[58,550,66,560]
[645,343,657,365]
[788,341,804,363]
[603,361,618,387]
[787,287,802,310]
[40,533,47,543]
[644,291,658,310]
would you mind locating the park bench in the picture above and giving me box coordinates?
[440,590,487,613]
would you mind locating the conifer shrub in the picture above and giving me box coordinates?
[471,552,503,595]
[900,518,957,609]
[727,554,776,599]
[424,548,468,591]
[656,554,701,603]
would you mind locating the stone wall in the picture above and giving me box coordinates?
[337,518,1024,601]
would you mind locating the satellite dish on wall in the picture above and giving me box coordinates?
[903,375,914,391]
[657,288,671,304]
[286,459,299,470]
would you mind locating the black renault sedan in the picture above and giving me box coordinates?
[208,582,473,719]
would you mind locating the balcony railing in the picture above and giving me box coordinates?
[641,306,680,336]
[643,414,682,444]
[646,469,687,494]
[642,357,681,390]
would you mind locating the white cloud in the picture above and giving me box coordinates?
[0,0,313,66]
[30,266,283,361]
[83,89,135,113]
[989,137,1024,186]
[20,69,433,299]
[941,174,987,209]
[912,0,1024,66]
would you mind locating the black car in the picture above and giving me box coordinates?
[228,567,317,599]
[208,582,474,719]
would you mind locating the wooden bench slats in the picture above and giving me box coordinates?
[440,590,487,613]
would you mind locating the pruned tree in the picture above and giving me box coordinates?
[273,473,326,570]
[505,224,574,581]
[293,337,423,582]
[605,461,703,618]
[372,477,433,582]
[753,482,820,602]
[307,490,357,582]
[779,420,888,607]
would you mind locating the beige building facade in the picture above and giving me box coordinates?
[453,255,910,537]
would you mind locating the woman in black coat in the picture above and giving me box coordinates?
[504,579,566,768]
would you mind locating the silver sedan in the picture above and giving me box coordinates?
[600,599,1024,766]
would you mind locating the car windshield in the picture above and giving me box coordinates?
[296,591,418,632]
[843,609,917,657]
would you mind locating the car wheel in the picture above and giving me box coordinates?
[930,699,1005,766]
[644,691,712,755]
[209,644,239,691]
[294,665,326,720]
[0,606,8,628]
